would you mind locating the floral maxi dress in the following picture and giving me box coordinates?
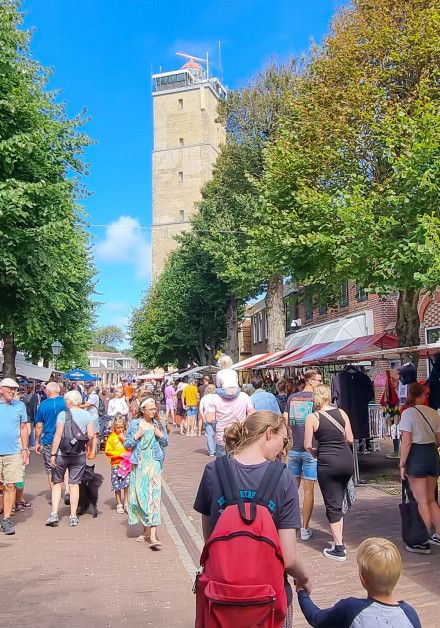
[127,426,161,527]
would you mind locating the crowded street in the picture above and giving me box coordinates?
[2,425,439,627]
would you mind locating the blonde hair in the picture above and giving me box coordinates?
[224,411,289,455]
[204,384,216,395]
[218,355,233,369]
[112,413,126,430]
[357,537,401,596]
[313,384,332,410]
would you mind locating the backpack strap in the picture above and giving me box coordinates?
[255,460,285,509]
[215,455,257,525]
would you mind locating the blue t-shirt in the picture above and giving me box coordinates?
[56,407,93,435]
[35,396,67,445]
[250,389,282,414]
[0,399,28,455]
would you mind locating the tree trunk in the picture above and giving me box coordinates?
[197,328,207,366]
[395,289,421,366]
[1,332,17,379]
[266,274,285,352]
[225,296,239,362]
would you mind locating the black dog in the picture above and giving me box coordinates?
[77,464,103,518]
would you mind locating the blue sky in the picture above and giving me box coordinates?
[22,0,339,342]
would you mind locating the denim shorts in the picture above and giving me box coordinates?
[288,450,317,481]
[186,406,198,417]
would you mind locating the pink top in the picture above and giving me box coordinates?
[164,385,175,400]
[206,392,254,445]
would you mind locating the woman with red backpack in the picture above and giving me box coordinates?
[193,410,311,628]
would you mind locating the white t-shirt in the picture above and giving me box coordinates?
[108,397,129,417]
[399,405,440,444]
[216,368,238,389]
[199,393,217,420]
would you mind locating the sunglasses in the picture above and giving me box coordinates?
[278,432,290,448]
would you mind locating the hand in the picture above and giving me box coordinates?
[35,443,42,455]
[21,449,30,466]
[51,455,57,468]
[153,426,163,438]
[400,465,407,480]
[135,428,145,440]
[295,577,312,595]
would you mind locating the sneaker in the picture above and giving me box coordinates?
[64,493,70,506]
[323,546,347,562]
[69,516,79,527]
[300,527,313,541]
[405,542,431,554]
[386,452,400,459]
[1,518,15,535]
[45,512,59,527]
[116,504,125,514]
[429,534,440,547]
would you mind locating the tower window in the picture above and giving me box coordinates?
[179,137,184,146]
[178,98,183,110]
[179,209,185,221]
[178,171,183,183]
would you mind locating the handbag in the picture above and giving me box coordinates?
[399,479,430,546]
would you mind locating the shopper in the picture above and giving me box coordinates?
[250,375,282,414]
[105,414,130,514]
[304,384,354,561]
[198,384,217,456]
[399,382,440,553]
[283,368,322,541]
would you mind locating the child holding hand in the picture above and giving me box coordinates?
[105,414,130,514]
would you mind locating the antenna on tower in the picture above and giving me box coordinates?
[218,40,223,83]
[176,51,209,80]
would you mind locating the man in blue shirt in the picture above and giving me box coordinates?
[35,381,67,492]
[250,376,281,415]
[0,378,29,535]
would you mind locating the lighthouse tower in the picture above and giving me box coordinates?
[151,55,226,279]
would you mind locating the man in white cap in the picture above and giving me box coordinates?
[0,378,29,535]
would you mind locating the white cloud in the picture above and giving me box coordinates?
[95,215,151,280]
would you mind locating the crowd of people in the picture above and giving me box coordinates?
[1,352,439,627]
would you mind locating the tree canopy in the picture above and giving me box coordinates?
[91,325,125,352]
[0,1,95,376]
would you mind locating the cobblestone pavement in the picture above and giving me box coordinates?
[2,430,440,627]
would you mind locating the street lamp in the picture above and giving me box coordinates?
[51,340,62,370]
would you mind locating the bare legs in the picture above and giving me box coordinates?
[329,518,344,546]
[3,484,16,518]
[296,477,315,530]
[409,476,440,535]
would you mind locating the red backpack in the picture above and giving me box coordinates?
[195,456,287,628]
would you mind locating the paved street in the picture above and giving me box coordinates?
[2,431,440,627]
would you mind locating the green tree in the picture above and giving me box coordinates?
[130,234,229,368]
[0,1,95,377]
[254,0,440,349]
[91,325,125,352]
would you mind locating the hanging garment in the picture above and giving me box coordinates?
[428,353,440,411]
[331,368,374,439]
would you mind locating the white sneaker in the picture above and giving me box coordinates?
[300,527,312,540]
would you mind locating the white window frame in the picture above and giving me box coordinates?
[258,312,263,342]
[425,326,440,374]
[252,316,258,345]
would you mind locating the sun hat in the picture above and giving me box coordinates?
[0,378,19,388]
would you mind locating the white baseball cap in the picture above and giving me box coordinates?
[0,378,19,388]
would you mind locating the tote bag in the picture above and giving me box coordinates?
[399,479,429,546]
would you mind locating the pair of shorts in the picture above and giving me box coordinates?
[166,399,175,411]
[42,444,53,474]
[288,450,317,481]
[186,406,198,417]
[0,453,25,484]
[51,453,86,485]
[406,443,440,477]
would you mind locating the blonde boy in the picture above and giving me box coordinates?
[297,537,421,627]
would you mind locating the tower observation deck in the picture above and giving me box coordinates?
[151,55,226,279]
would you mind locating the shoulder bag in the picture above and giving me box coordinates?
[316,410,357,515]
[399,479,430,546]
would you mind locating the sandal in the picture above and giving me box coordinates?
[20,501,32,508]
[136,534,150,543]
[149,541,162,550]
[116,504,124,514]
[15,503,24,512]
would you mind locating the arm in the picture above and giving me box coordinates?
[20,421,30,465]
[297,591,354,627]
[87,421,95,457]
[35,422,43,454]
[154,421,168,447]
[304,413,318,456]
[339,409,354,445]
[278,529,310,591]
[123,421,144,449]
[399,430,413,480]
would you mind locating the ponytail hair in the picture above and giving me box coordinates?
[224,411,289,455]
[406,382,426,407]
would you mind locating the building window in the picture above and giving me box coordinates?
[178,98,183,110]
[426,327,440,345]
[179,209,185,221]
[179,137,184,146]
[178,171,183,183]
[340,281,349,308]
[264,310,268,340]
[305,287,313,320]
[258,312,263,342]
[356,284,368,302]
[252,316,258,344]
